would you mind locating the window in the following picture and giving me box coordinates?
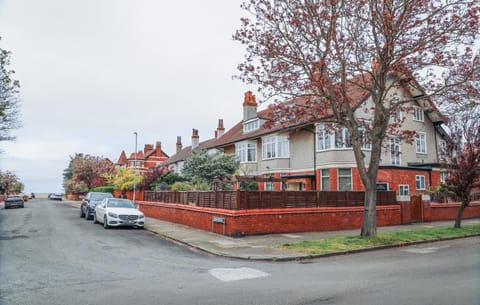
[316,124,363,151]
[359,128,372,150]
[415,175,426,190]
[440,171,449,183]
[316,124,331,151]
[392,108,402,123]
[264,182,274,191]
[338,168,352,191]
[321,169,330,191]
[413,106,424,122]
[438,140,447,160]
[243,119,260,132]
[236,141,257,163]
[399,184,410,196]
[390,138,401,165]
[335,128,352,149]
[262,136,289,159]
[416,133,427,154]
[129,160,143,168]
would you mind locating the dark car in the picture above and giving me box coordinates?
[5,196,25,209]
[80,192,114,220]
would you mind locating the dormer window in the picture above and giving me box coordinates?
[413,106,424,122]
[243,119,260,133]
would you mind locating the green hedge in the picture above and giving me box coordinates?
[90,186,114,194]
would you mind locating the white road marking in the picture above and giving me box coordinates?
[403,245,451,254]
[208,267,271,282]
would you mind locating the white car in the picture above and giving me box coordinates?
[93,198,145,229]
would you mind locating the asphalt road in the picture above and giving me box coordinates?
[1,199,479,305]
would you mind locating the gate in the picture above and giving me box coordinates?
[410,195,423,222]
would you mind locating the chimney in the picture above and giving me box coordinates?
[176,136,182,154]
[243,91,258,121]
[144,144,153,155]
[216,119,225,138]
[192,128,199,149]
[155,141,162,156]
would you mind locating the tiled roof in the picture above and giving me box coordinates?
[116,150,128,165]
[212,73,445,148]
[129,151,145,160]
[167,138,218,164]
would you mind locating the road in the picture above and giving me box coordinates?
[1,199,479,305]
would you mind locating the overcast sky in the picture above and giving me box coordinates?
[0,0,258,193]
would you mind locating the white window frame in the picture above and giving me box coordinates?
[390,137,401,165]
[262,136,289,160]
[399,184,410,196]
[415,175,426,190]
[438,140,447,160]
[264,182,274,191]
[321,169,330,191]
[236,141,257,163]
[316,124,331,151]
[129,160,144,168]
[413,106,424,122]
[243,119,260,133]
[338,168,352,191]
[440,171,449,183]
[416,132,427,154]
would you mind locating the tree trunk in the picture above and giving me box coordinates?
[454,200,468,228]
[361,182,377,237]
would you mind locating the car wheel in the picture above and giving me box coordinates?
[85,209,91,220]
[80,207,85,218]
[103,216,109,229]
[93,213,98,224]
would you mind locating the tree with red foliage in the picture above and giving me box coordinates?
[63,153,116,192]
[234,0,480,236]
[444,102,480,228]
[137,166,168,191]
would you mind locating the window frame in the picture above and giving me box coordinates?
[262,135,290,160]
[321,169,330,191]
[338,168,352,191]
[236,141,257,163]
[399,184,410,196]
[390,137,401,165]
[415,175,426,190]
[416,132,427,154]
[243,119,260,133]
[413,106,424,122]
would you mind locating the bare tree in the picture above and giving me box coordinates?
[234,0,480,237]
[0,37,21,143]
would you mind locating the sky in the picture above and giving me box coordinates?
[0,0,257,193]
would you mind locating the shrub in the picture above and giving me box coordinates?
[170,182,193,191]
[91,186,114,194]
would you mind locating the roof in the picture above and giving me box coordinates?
[212,73,446,148]
[116,150,127,165]
[167,138,218,164]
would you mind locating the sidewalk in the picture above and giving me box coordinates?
[63,200,480,261]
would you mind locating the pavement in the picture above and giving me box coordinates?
[59,200,480,261]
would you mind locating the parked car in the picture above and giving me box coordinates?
[94,198,145,229]
[5,195,25,209]
[49,194,63,201]
[80,192,114,220]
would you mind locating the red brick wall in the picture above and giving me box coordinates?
[423,202,480,222]
[138,201,402,236]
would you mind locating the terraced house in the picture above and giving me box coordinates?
[211,81,449,196]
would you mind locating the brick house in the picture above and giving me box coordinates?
[211,82,450,196]
[116,141,169,174]
[167,120,225,175]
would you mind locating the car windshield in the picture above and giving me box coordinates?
[106,199,135,209]
[7,196,21,200]
[91,193,112,201]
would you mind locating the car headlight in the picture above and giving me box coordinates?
[108,212,118,218]
[139,214,145,219]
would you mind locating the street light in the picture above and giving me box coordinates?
[133,132,138,204]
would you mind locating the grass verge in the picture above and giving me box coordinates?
[278,225,480,255]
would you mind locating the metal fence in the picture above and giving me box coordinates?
[144,190,397,210]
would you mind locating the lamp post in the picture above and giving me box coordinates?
[133,132,138,204]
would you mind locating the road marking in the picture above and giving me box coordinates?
[403,245,450,254]
[208,267,270,282]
